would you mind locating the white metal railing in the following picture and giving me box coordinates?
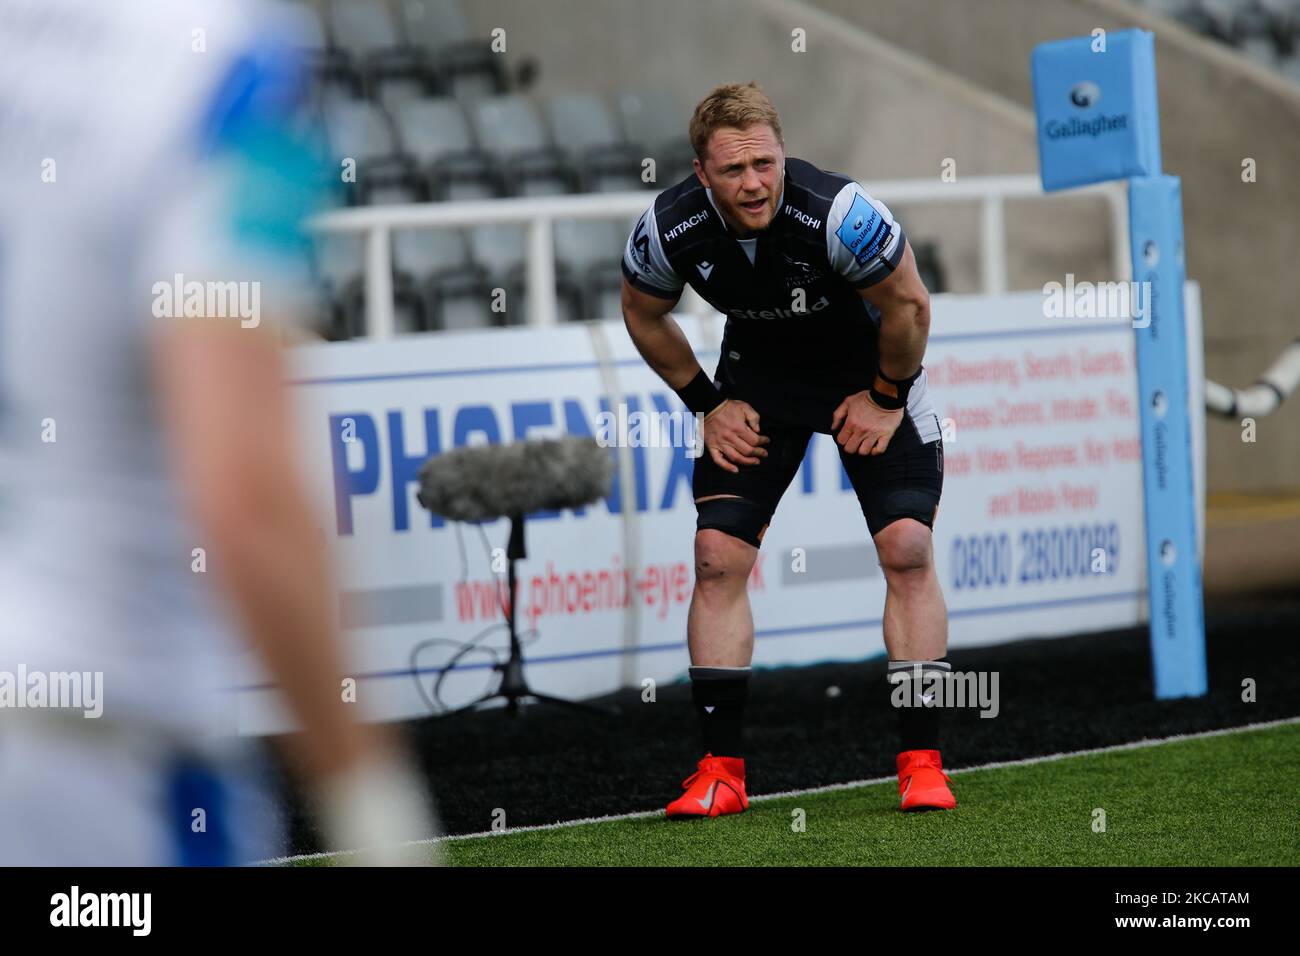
[307,176,1130,339]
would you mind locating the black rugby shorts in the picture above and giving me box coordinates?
[692,412,944,542]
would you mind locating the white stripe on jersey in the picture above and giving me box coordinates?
[622,203,685,295]
[906,369,942,443]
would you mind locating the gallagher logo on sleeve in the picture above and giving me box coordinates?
[836,194,892,265]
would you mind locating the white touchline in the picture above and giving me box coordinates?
[258,716,1300,866]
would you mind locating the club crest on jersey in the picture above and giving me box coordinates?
[780,252,821,278]
[836,194,891,265]
[782,253,824,281]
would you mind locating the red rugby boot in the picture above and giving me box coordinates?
[897,749,957,811]
[665,754,749,819]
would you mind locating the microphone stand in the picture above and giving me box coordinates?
[440,513,617,719]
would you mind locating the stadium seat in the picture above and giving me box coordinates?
[304,284,343,341]
[1231,1,1280,47]
[1240,34,1281,66]
[554,219,622,274]
[545,93,649,192]
[913,241,948,295]
[586,270,625,320]
[314,233,365,290]
[392,97,501,200]
[318,239,429,339]
[1278,48,1300,83]
[1170,1,1216,34]
[393,228,477,325]
[590,217,638,318]
[1200,0,1241,42]
[321,100,422,204]
[509,274,585,324]
[1142,0,1196,18]
[287,221,341,340]
[463,223,581,325]
[313,229,449,340]
[1145,0,1300,81]
[616,89,697,187]
[554,219,625,318]
[513,177,571,198]
[312,233,365,338]
[285,0,362,103]
[336,278,429,337]
[316,70,363,108]
[399,0,507,100]
[432,269,499,330]
[467,222,528,282]
[466,95,577,196]
[285,0,330,64]
[326,0,432,108]
[1258,0,1300,37]
[393,228,471,283]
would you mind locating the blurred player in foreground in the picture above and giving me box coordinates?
[622,83,956,817]
[0,0,437,865]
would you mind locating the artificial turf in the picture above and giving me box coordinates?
[273,595,1300,856]
[298,721,1299,866]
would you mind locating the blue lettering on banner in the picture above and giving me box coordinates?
[388,409,441,532]
[330,412,382,536]
[327,396,877,536]
[950,524,1122,591]
[453,404,501,449]
[836,194,891,265]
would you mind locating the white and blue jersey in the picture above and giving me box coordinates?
[0,0,322,865]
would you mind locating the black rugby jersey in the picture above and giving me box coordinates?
[621,157,909,431]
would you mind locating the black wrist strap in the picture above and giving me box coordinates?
[878,366,922,387]
[675,370,725,417]
[870,364,922,410]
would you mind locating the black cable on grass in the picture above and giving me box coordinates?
[407,521,539,715]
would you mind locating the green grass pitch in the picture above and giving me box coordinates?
[301,722,1300,866]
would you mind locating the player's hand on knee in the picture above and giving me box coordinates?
[704,399,769,472]
[831,390,904,456]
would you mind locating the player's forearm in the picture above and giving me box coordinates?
[875,298,930,380]
[623,308,702,389]
[198,482,367,781]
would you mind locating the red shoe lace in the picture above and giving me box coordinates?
[904,755,953,784]
[681,756,728,789]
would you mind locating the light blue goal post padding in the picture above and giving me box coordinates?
[1032,28,1206,698]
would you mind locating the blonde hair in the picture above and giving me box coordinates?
[688,81,785,161]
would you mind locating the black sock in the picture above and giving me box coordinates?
[689,666,750,758]
[887,658,950,752]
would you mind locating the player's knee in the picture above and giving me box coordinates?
[694,495,768,551]
[694,528,756,592]
[874,518,934,577]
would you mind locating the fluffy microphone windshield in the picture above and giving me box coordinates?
[417,436,615,522]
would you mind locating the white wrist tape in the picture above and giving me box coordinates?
[318,755,442,866]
